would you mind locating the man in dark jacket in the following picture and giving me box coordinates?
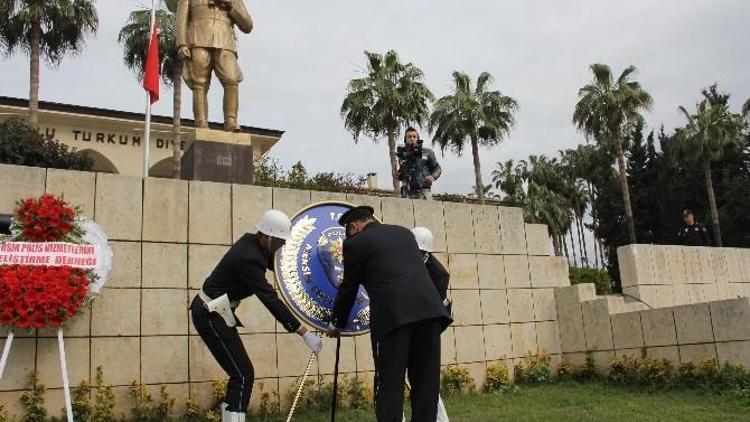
[327,206,452,422]
[396,127,442,200]
[191,209,322,422]
[678,209,713,246]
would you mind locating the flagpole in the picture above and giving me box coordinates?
[143,0,157,179]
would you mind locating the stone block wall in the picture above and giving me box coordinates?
[618,244,750,308]
[0,164,565,418]
[556,283,750,372]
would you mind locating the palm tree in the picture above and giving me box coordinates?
[560,148,591,266]
[573,64,653,244]
[673,95,746,247]
[341,50,433,194]
[430,71,518,204]
[491,159,526,207]
[0,0,98,127]
[119,0,182,178]
[525,182,572,256]
[492,156,572,257]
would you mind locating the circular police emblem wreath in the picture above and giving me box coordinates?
[275,202,370,335]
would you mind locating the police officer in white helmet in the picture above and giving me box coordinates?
[191,209,322,422]
[412,227,450,308]
[411,227,451,422]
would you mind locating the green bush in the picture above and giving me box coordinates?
[440,365,476,395]
[608,355,641,384]
[514,354,553,384]
[485,362,512,392]
[0,118,92,170]
[128,383,174,421]
[287,375,371,414]
[20,372,47,422]
[71,379,92,421]
[92,367,115,422]
[569,267,612,295]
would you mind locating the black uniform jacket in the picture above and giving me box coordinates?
[202,233,301,333]
[678,223,712,247]
[332,222,452,339]
[426,253,449,301]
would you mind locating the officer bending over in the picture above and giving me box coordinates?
[191,209,322,422]
[327,206,452,422]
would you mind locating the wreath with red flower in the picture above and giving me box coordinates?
[0,194,111,331]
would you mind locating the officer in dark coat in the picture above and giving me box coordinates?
[191,209,322,422]
[678,209,713,246]
[327,206,452,422]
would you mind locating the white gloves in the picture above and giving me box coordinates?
[302,331,323,354]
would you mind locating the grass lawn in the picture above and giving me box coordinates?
[268,382,750,421]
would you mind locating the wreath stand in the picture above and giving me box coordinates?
[1,328,75,421]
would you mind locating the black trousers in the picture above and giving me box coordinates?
[190,296,254,413]
[372,318,441,422]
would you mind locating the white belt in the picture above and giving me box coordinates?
[199,291,238,327]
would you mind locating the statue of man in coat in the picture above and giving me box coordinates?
[176,0,253,131]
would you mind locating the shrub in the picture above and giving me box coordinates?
[0,404,7,422]
[608,355,641,384]
[569,267,612,295]
[71,379,92,421]
[485,362,512,392]
[286,375,370,414]
[92,367,115,422]
[514,354,553,384]
[638,358,674,386]
[346,377,372,410]
[0,118,92,170]
[255,381,279,418]
[183,398,202,422]
[440,365,475,395]
[20,372,47,422]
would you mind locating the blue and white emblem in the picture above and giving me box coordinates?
[275,202,370,335]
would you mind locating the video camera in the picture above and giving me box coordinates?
[396,140,424,198]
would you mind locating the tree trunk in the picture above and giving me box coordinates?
[577,216,588,267]
[387,124,399,195]
[470,136,485,204]
[569,229,578,267]
[561,234,570,264]
[704,161,722,247]
[592,230,600,268]
[28,19,42,127]
[551,231,561,256]
[615,139,637,244]
[172,65,183,178]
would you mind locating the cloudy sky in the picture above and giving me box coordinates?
[2,0,749,194]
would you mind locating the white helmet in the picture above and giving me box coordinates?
[256,209,292,240]
[411,227,434,252]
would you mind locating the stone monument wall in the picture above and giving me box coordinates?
[618,244,750,308]
[0,164,568,418]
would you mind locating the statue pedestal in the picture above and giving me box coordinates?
[180,128,254,185]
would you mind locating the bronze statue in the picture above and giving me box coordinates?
[176,0,253,131]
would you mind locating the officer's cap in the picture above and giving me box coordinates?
[338,206,375,226]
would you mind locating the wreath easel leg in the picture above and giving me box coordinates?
[57,327,74,421]
[0,330,13,379]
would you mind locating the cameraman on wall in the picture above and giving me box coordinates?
[395,127,442,200]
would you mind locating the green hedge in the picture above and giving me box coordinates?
[569,267,612,295]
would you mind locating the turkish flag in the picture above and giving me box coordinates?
[143,22,160,104]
